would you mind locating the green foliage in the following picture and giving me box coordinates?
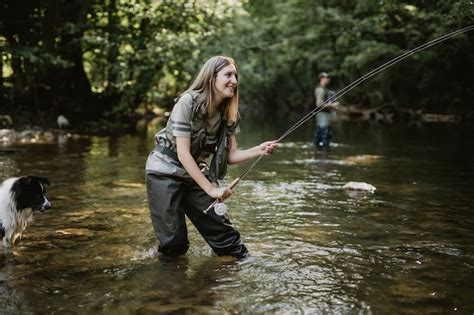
[83,0,224,114]
[0,0,237,123]
[202,0,474,116]
[1,0,473,126]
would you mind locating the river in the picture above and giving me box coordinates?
[1,119,473,313]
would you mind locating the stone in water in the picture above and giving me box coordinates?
[342,181,376,192]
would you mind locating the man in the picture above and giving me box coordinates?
[314,72,339,150]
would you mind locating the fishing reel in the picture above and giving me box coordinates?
[214,202,228,216]
[203,177,241,216]
[204,200,228,216]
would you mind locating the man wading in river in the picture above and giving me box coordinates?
[145,56,278,258]
[314,72,340,150]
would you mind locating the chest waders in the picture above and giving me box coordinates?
[315,86,335,148]
[209,117,238,183]
[145,93,247,258]
[156,93,238,184]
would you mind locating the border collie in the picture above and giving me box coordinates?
[0,176,51,248]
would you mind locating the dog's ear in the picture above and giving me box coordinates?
[12,176,32,193]
[19,176,33,185]
[23,176,50,186]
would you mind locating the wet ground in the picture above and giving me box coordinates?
[1,120,473,313]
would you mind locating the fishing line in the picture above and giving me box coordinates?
[204,25,474,214]
[278,25,474,141]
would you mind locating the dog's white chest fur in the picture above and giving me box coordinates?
[0,177,35,247]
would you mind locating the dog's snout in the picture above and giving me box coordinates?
[42,199,51,210]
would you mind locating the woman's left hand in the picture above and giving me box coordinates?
[258,140,278,155]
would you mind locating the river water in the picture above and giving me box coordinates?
[1,119,473,314]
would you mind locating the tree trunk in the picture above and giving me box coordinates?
[42,0,95,120]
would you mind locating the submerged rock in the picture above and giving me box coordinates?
[342,181,376,192]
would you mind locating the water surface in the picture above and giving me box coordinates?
[1,120,473,313]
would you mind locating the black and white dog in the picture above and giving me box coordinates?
[0,176,51,248]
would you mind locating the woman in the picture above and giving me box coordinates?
[146,56,277,258]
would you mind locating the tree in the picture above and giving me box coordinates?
[0,0,93,123]
[202,0,474,117]
[0,0,236,126]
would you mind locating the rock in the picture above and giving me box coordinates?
[0,129,13,138]
[19,130,35,139]
[43,131,56,142]
[0,129,16,145]
[421,113,459,123]
[342,181,376,192]
[343,155,381,165]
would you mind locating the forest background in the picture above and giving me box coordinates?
[1,0,473,130]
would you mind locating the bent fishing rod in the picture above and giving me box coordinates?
[204,25,474,214]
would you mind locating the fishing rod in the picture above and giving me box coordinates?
[204,155,262,214]
[204,25,474,215]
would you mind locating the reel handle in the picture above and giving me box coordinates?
[203,177,241,214]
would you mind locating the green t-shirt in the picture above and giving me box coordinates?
[146,92,239,177]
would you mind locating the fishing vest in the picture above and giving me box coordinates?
[154,92,239,182]
[316,85,335,112]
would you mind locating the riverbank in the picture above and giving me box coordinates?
[337,105,462,124]
[0,128,84,147]
[0,106,467,147]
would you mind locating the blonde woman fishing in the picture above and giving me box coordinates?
[146,56,278,258]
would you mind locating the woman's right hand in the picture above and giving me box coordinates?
[208,187,234,200]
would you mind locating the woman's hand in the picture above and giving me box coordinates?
[208,186,234,200]
[228,136,279,164]
[258,140,278,155]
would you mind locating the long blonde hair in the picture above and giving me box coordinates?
[182,56,239,123]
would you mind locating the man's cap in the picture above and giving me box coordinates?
[318,72,331,79]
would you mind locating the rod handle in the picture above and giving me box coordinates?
[203,177,240,213]
[228,177,241,190]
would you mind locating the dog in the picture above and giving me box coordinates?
[0,176,51,248]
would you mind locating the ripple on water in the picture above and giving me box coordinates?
[219,240,367,313]
[2,124,474,314]
[278,158,357,166]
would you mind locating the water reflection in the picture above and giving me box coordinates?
[1,120,473,313]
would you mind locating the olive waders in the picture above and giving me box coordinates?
[146,92,248,258]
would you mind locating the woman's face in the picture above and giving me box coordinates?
[214,64,238,101]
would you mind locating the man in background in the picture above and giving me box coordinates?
[314,72,339,150]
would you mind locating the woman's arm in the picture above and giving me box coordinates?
[176,137,232,200]
[228,135,278,165]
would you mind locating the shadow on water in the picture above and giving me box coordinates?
[1,119,474,313]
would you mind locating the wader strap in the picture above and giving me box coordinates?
[156,145,181,165]
[209,120,230,182]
